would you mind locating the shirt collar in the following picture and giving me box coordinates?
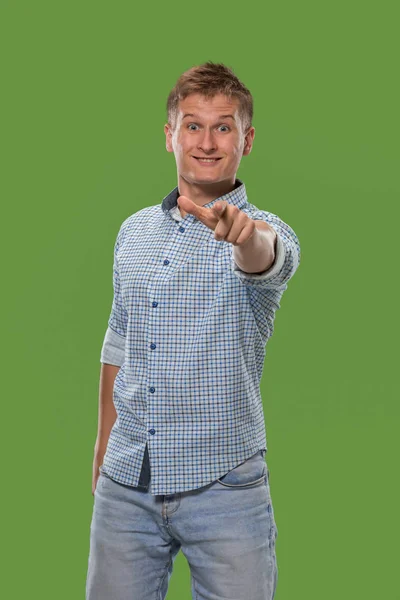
[161,178,248,222]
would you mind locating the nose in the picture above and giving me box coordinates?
[197,127,217,153]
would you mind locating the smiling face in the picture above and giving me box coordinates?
[164,93,255,194]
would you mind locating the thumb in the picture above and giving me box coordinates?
[214,201,227,216]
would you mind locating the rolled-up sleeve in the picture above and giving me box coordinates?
[100,326,126,366]
[100,226,128,365]
[230,209,301,290]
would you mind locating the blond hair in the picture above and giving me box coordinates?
[166,61,253,134]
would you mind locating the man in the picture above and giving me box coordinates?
[86,61,301,600]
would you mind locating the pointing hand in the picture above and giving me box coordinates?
[177,196,257,247]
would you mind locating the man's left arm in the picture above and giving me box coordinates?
[232,221,278,275]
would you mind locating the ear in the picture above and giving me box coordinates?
[243,126,255,156]
[164,123,174,153]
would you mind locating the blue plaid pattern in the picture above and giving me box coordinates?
[99,178,301,495]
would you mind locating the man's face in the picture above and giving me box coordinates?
[164,93,255,187]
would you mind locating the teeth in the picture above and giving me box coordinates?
[197,158,218,162]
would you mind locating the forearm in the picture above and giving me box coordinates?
[233,220,277,274]
[94,363,119,457]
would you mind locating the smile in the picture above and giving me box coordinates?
[192,157,222,164]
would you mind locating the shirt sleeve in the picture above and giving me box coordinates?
[100,225,128,365]
[100,326,126,366]
[230,209,301,290]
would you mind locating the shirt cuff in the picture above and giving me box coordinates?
[100,326,126,366]
[231,232,286,280]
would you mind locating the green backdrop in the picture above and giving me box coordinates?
[2,1,398,598]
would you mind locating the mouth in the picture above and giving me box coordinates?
[192,156,223,165]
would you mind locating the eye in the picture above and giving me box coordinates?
[186,123,231,132]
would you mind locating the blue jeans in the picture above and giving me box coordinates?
[86,450,278,600]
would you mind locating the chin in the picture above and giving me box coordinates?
[182,171,223,184]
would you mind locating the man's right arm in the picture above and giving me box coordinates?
[92,362,120,495]
[92,224,127,494]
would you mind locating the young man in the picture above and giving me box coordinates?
[86,61,301,600]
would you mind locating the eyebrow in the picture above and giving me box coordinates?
[182,113,235,121]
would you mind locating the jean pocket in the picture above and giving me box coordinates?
[98,465,112,484]
[216,451,267,488]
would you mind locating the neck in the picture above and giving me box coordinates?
[177,176,239,212]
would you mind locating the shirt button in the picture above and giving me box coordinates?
[150,343,156,350]
[149,387,155,393]
[179,226,185,232]
[148,428,156,435]
[152,301,158,308]
[163,259,169,265]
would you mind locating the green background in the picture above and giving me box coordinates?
[2,1,398,598]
